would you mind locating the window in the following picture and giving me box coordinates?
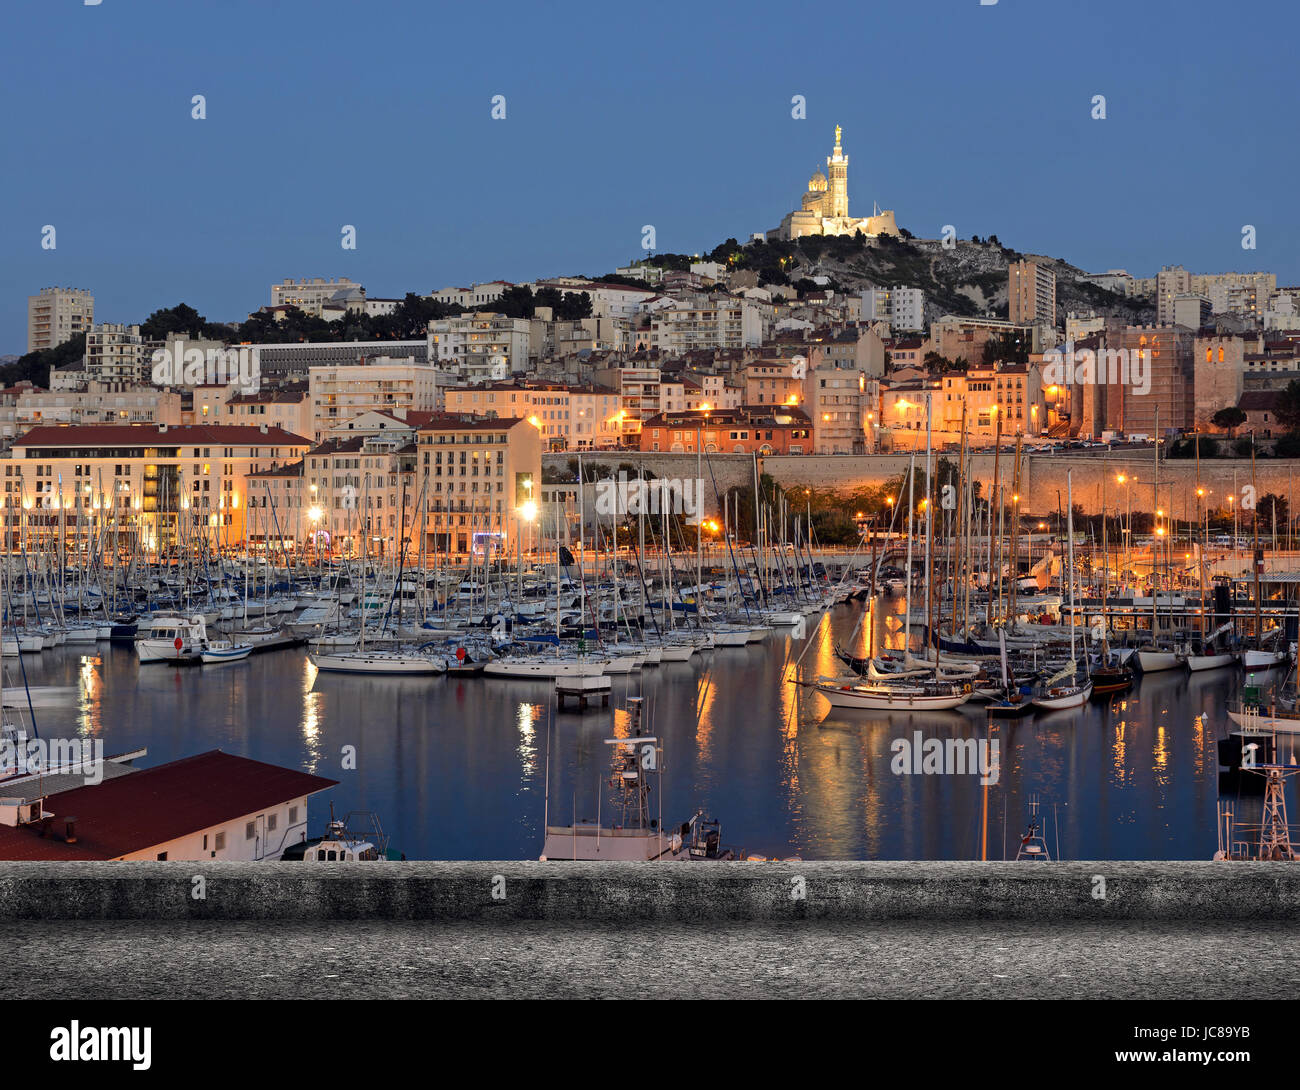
[245,821,255,840]
[157,852,168,861]
[289,806,299,824]
[214,832,225,851]
[267,813,278,832]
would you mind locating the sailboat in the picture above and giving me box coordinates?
[1239,434,1287,671]
[1031,470,1092,710]
[1088,480,1133,696]
[985,630,1035,717]
[306,473,447,675]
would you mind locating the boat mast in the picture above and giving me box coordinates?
[1251,432,1261,649]
[1067,469,1078,671]
[903,452,916,653]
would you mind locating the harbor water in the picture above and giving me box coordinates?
[14,597,1282,861]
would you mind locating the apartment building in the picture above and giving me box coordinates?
[296,433,416,558]
[225,387,311,439]
[1008,260,1057,325]
[3,423,309,552]
[245,340,429,381]
[589,365,662,444]
[428,313,531,377]
[939,363,1043,440]
[86,324,159,385]
[442,381,623,451]
[803,366,878,453]
[27,287,94,353]
[648,299,763,352]
[308,356,438,441]
[15,383,183,429]
[271,278,364,317]
[415,415,541,557]
[638,406,813,455]
[745,356,806,407]
[863,286,925,332]
[429,282,512,309]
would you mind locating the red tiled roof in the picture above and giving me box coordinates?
[1238,390,1282,412]
[15,424,311,448]
[0,751,337,861]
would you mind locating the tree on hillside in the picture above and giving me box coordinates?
[1168,435,1219,459]
[1211,406,1246,431]
[1274,380,1300,433]
[981,333,1029,365]
[0,333,87,388]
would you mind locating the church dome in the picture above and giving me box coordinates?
[808,171,827,192]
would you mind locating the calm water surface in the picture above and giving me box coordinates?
[17,599,1281,861]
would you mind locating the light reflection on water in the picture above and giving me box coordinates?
[13,600,1289,861]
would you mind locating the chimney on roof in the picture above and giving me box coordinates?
[64,816,77,844]
[259,423,269,434]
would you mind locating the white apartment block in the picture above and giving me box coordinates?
[1065,312,1106,343]
[27,287,94,353]
[863,286,925,332]
[16,383,183,428]
[1159,267,1278,323]
[86,324,158,386]
[648,300,763,352]
[429,282,512,309]
[271,278,364,316]
[308,357,438,442]
[427,313,531,377]
[529,278,657,321]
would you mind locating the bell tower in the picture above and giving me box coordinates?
[827,125,849,219]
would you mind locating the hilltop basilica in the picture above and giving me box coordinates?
[768,126,900,242]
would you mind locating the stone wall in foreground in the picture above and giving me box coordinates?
[0,861,1294,921]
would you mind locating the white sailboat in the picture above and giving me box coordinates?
[1031,471,1092,710]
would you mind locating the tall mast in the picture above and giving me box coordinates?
[1251,432,1261,648]
[1067,469,1078,668]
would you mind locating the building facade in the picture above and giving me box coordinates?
[27,287,94,354]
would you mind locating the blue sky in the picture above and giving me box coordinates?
[1,0,1294,354]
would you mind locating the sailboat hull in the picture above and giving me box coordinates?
[811,683,970,711]
[1241,648,1288,669]
[1186,652,1236,671]
[1032,681,1094,710]
[1135,650,1181,673]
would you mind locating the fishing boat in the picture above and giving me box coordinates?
[1014,797,1053,861]
[540,697,739,862]
[135,613,207,663]
[280,809,403,861]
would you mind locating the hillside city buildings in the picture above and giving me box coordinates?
[9,133,1300,558]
